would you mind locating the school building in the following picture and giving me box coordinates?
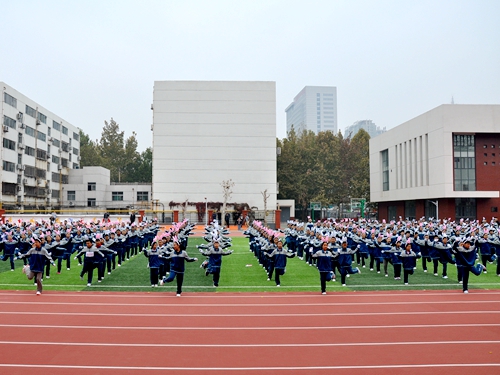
[370,104,500,222]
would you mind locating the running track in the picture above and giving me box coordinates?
[0,290,499,374]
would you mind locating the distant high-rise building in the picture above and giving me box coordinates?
[344,120,386,139]
[285,86,337,135]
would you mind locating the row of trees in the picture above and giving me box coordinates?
[277,128,370,218]
[80,119,152,183]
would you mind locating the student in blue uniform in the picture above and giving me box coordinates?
[199,239,233,287]
[265,238,295,287]
[74,237,106,287]
[144,240,162,287]
[399,240,420,285]
[454,238,486,294]
[312,240,336,294]
[1,232,18,271]
[15,236,55,295]
[160,237,198,296]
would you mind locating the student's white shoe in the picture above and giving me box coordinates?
[36,291,41,295]
[176,293,181,297]
[463,290,469,294]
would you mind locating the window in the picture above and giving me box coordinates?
[73,132,79,141]
[61,158,68,167]
[2,160,15,172]
[36,148,47,160]
[87,198,96,207]
[137,191,149,201]
[4,92,17,108]
[492,207,498,212]
[25,165,36,177]
[37,131,46,142]
[73,163,79,169]
[38,112,47,124]
[17,153,22,164]
[112,192,124,201]
[35,168,46,179]
[52,121,61,131]
[3,115,16,129]
[453,134,476,191]
[47,127,51,136]
[25,125,35,137]
[52,155,60,164]
[62,126,68,135]
[3,138,16,150]
[61,174,68,184]
[52,138,60,147]
[26,105,36,118]
[67,191,76,201]
[61,141,69,152]
[73,147,79,155]
[381,149,389,191]
[24,146,35,157]
[52,190,60,199]
[88,182,96,191]
[455,198,476,221]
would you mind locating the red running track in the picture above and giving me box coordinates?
[0,289,499,374]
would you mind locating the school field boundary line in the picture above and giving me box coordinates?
[0,363,499,371]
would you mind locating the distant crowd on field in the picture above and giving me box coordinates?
[244,216,500,294]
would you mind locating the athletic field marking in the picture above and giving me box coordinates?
[1,300,499,308]
[1,310,498,318]
[1,340,499,348]
[2,282,500,289]
[1,323,498,330]
[0,363,499,371]
[2,290,500,298]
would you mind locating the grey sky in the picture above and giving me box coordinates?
[1,0,499,151]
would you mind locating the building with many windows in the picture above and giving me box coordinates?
[345,119,386,139]
[285,86,337,135]
[370,104,500,221]
[1,82,80,210]
[64,166,151,210]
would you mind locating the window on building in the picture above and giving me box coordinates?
[52,189,60,199]
[4,92,17,108]
[112,192,124,201]
[62,126,68,135]
[405,200,416,220]
[52,138,60,147]
[17,153,22,164]
[26,105,36,118]
[73,147,79,155]
[3,138,15,150]
[37,112,47,124]
[35,168,46,179]
[87,198,96,207]
[2,160,15,172]
[52,121,61,131]
[25,126,35,137]
[67,191,76,201]
[52,155,60,164]
[37,131,46,142]
[137,191,149,202]
[73,132,79,141]
[492,207,498,212]
[24,146,35,156]
[381,149,389,191]
[25,165,36,177]
[61,141,69,152]
[61,158,68,167]
[88,182,96,191]
[61,174,68,184]
[36,148,47,160]
[453,134,475,191]
[455,198,476,221]
[3,115,16,129]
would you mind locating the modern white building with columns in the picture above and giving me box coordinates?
[151,81,277,212]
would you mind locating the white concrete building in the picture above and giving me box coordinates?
[64,166,151,210]
[370,104,500,221]
[345,120,386,139]
[285,86,337,135]
[1,82,80,210]
[152,81,277,212]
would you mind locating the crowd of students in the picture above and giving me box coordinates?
[245,216,499,294]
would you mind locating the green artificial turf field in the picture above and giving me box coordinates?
[1,237,499,293]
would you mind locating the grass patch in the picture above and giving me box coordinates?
[1,237,499,293]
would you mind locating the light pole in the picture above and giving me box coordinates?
[429,200,439,220]
[204,197,207,225]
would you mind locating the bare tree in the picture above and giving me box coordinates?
[221,179,235,228]
[261,189,270,226]
[182,199,188,220]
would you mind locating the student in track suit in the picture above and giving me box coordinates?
[382,240,404,280]
[94,235,116,282]
[144,240,162,287]
[312,241,336,295]
[160,238,198,296]
[399,240,420,285]
[199,239,233,287]
[1,233,18,271]
[453,238,486,294]
[265,238,295,287]
[337,239,361,286]
[103,232,118,274]
[74,237,105,287]
[15,236,55,295]
[432,234,455,279]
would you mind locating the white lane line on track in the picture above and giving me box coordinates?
[0,363,499,371]
[0,310,499,318]
[0,340,499,348]
[1,323,499,330]
[1,300,500,307]
[1,290,500,298]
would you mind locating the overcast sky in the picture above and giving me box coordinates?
[1,0,499,151]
